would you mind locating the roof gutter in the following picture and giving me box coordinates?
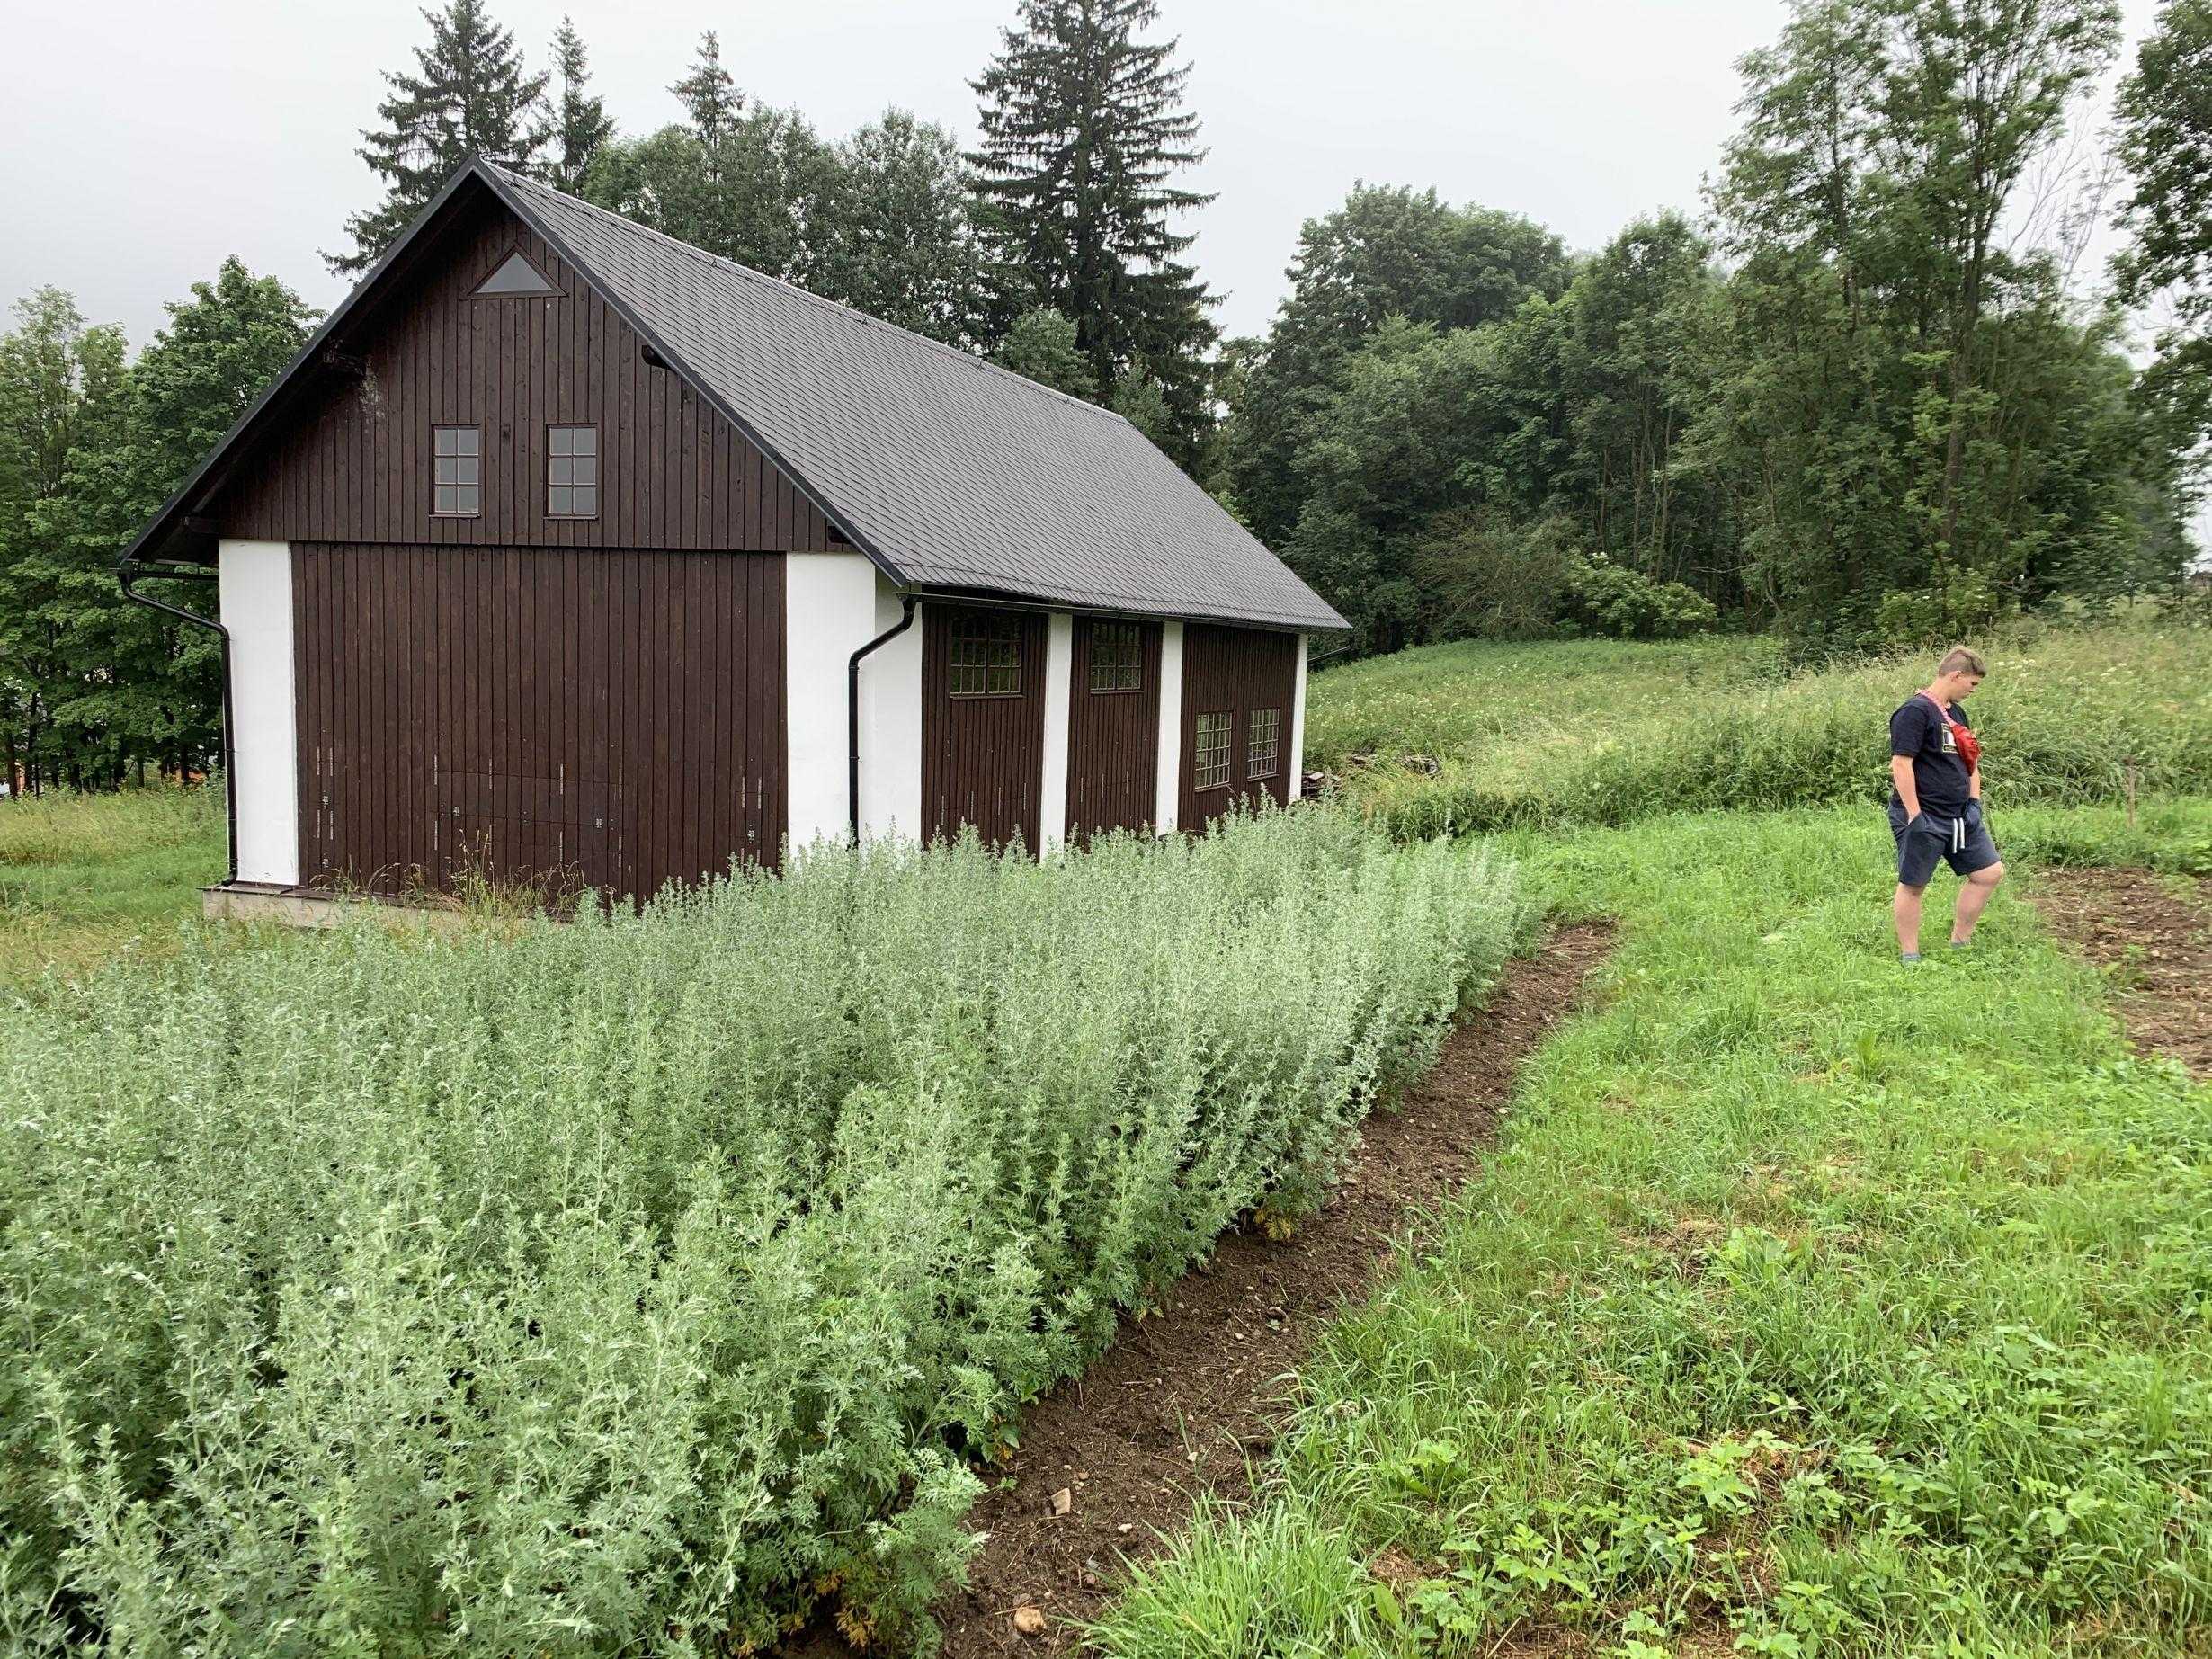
[848,596,917,843]
[116,557,237,886]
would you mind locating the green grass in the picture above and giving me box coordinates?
[1307,612,2212,841]
[1091,800,2212,1657]
[0,786,227,986]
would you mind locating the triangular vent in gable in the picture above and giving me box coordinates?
[472,250,559,297]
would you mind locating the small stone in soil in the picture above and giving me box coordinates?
[1012,1604,1047,1637]
[1048,1487,1073,1516]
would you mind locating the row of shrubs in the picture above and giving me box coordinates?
[0,809,1526,1655]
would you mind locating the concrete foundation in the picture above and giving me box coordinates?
[201,881,481,933]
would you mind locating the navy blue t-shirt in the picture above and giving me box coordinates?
[1889,697,1973,817]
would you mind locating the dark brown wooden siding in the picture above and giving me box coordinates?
[922,604,1046,852]
[1066,617,1162,841]
[221,200,832,552]
[294,543,784,900]
[1178,625,1300,833]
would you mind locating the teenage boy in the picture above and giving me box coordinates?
[1888,646,2004,963]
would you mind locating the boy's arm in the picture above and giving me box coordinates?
[1891,755,1921,818]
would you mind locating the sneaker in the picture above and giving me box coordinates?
[1901,952,1922,965]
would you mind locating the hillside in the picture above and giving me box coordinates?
[1307,614,2212,842]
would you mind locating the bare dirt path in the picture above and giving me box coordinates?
[2029,867,2212,1079]
[792,921,1613,1658]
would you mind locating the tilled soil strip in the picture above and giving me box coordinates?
[827,921,1614,1658]
[2027,866,2212,1080]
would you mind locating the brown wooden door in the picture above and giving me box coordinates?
[922,603,1046,852]
[1066,617,1162,842]
[294,542,784,901]
[1178,625,1299,834]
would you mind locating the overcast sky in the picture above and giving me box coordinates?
[1,0,2169,355]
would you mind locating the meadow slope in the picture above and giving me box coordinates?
[1308,615,2212,841]
[1093,801,2212,1656]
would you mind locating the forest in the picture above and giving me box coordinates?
[1,0,2208,793]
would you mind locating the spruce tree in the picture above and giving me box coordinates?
[327,0,549,275]
[969,0,1218,461]
[545,16,615,194]
[672,31,742,143]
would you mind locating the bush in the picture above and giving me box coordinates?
[0,809,1525,1655]
[1564,557,1719,639]
[1412,511,1583,641]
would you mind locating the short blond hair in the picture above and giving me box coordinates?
[1937,645,1986,677]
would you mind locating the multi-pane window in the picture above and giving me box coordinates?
[1247,707,1281,780]
[1193,710,1232,790]
[949,613,1022,697]
[548,424,598,517]
[1088,621,1144,692]
[433,425,480,516]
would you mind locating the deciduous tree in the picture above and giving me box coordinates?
[990,308,1096,398]
[2114,0,2212,489]
[813,111,992,347]
[0,267,315,789]
[1226,186,1568,546]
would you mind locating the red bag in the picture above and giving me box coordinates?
[1922,691,1982,771]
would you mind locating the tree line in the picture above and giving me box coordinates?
[3,0,2208,792]
[1232,0,2208,656]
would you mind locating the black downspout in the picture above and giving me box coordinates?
[848,596,916,843]
[117,558,238,886]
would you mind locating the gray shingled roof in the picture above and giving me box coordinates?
[484,166,1345,632]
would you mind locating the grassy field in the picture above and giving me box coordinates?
[1093,800,2212,1656]
[1307,612,2212,842]
[0,785,227,986]
[9,622,2211,1656]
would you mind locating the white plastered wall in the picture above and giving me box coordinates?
[784,551,923,847]
[219,540,299,886]
[1153,620,1185,834]
[1289,631,1309,801]
[1038,612,1073,851]
[860,578,923,840]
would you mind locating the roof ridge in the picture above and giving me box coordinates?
[487,164,1131,424]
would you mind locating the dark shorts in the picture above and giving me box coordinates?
[1889,800,2000,887]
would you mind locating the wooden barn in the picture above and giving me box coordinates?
[119,159,1346,910]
